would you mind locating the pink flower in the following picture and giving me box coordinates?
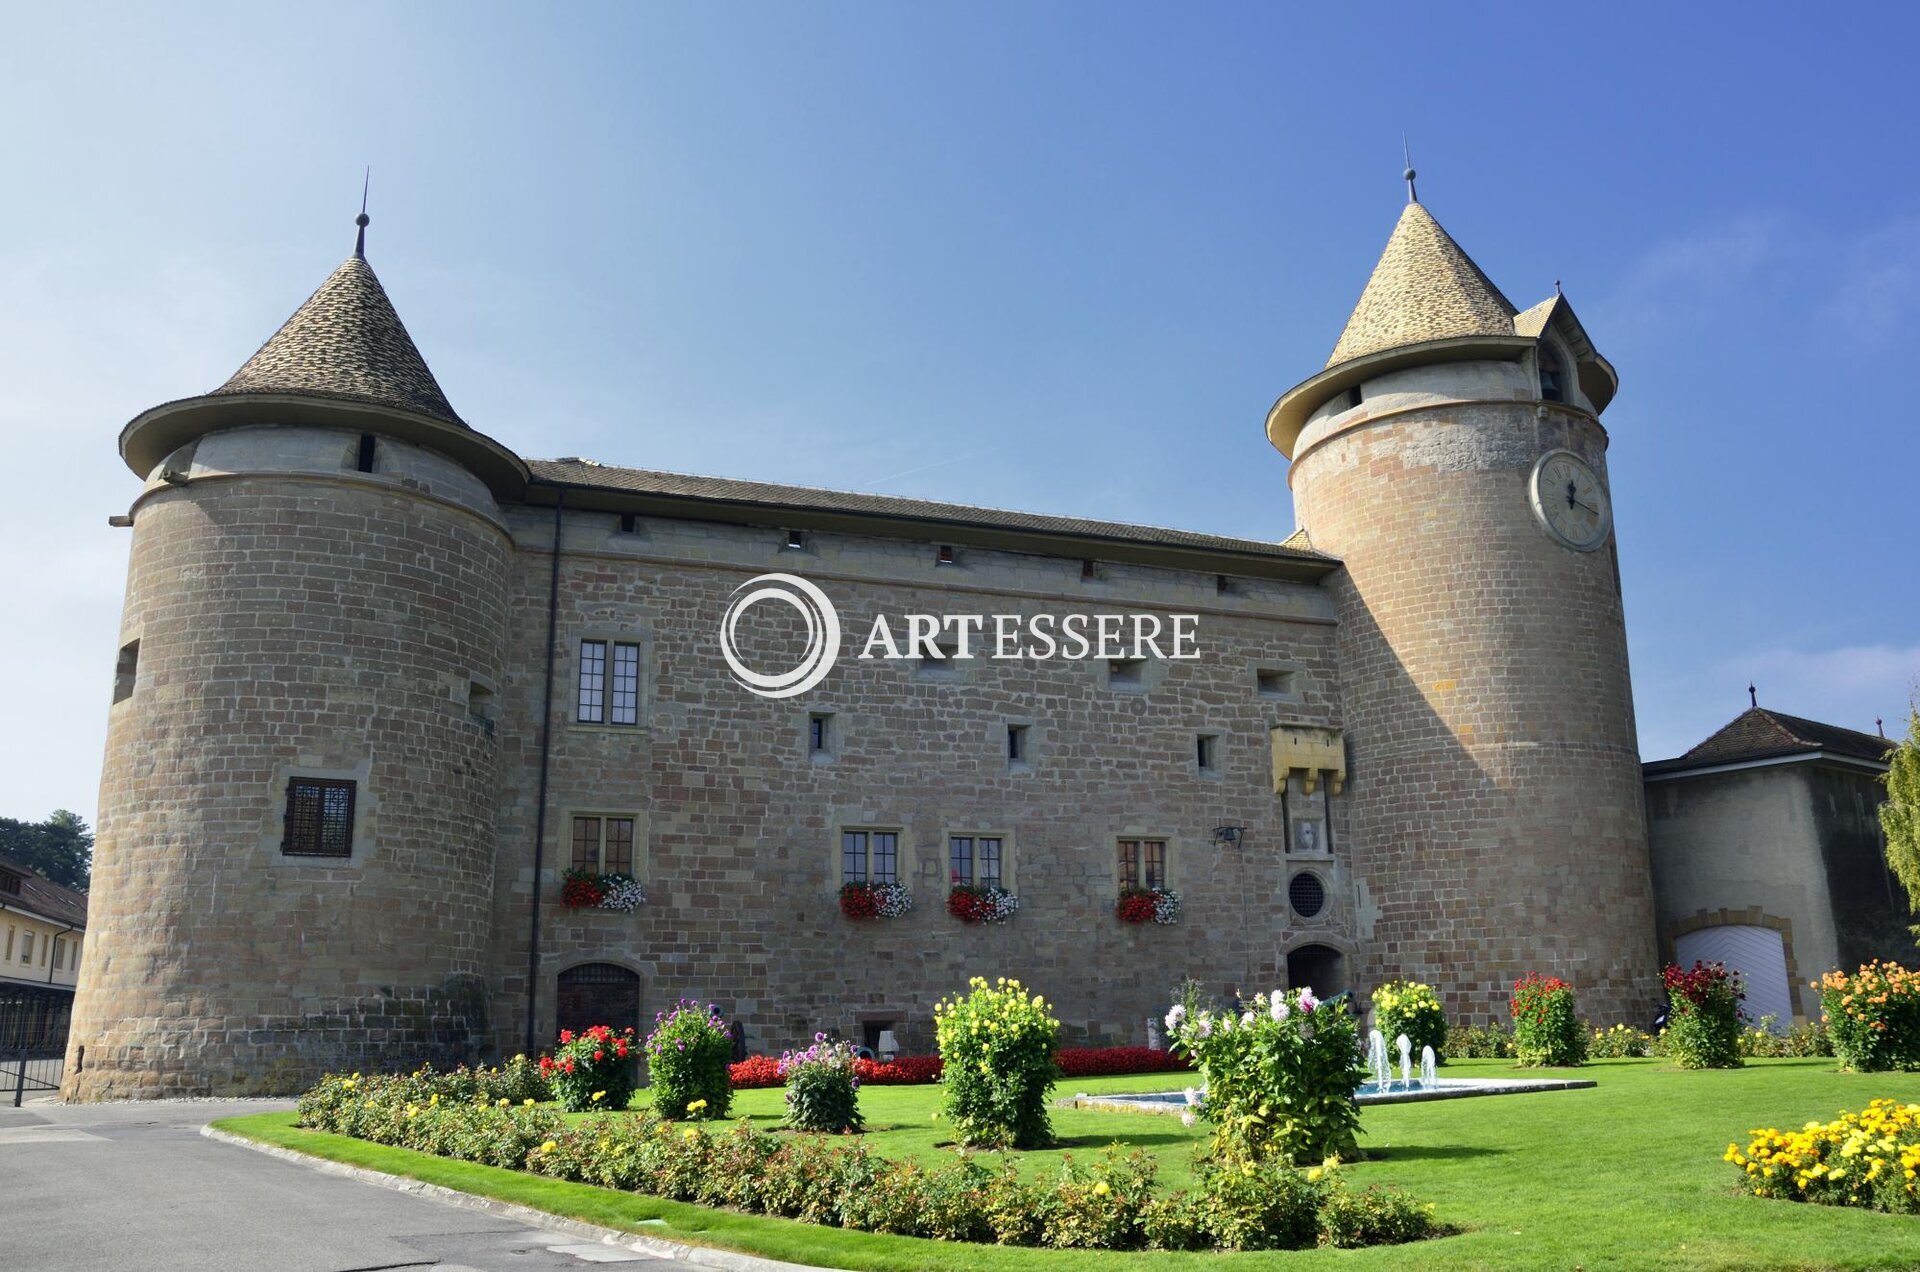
[1298,989,1319,1014]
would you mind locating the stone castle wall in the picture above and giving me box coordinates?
[485,508,1354,1057]
[66,427,511,1098]
[1290,394,1659,1025]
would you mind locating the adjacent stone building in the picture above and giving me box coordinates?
[1645,706,1901,1025]
[69,191,1669,1097]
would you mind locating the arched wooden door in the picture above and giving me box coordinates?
[555,963,641,1040]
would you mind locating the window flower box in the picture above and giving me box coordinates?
[947,884,1020,924]
[840,881,911,920]
[561,868,647,913]
[1116,886,1179,925]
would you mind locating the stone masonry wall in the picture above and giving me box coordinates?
[66,455,510,1098]
[484,509,1352,1058]
[1291,396,1659,1025]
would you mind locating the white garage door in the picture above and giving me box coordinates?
[1675,925,1792,1030]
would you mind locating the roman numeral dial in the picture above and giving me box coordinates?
[1528,449,1612,551]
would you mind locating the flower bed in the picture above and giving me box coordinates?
[1057,1046,1190,1078]
[293,1069,1440,1252]
[1819,962,1920,1072]
[839,881,912,920]
[1728,1099,1920,1212]
[560,868,646,912]
[1116,887,1180,924]
[1372,981,1447,1063]
[729,1045,1182,1089]
[946,884,1019,924]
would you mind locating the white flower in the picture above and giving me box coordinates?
[1165,1004,1187,1031]
[1183,1086,1200,1106]
[1270,996,1290,1022]
[1180,1111,1196,1127]
[1240,1011,1255,1028]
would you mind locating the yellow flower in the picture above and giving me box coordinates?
[498,1097,510,1107]
[524,1098,537,1107]
[1306,1167,1324,1182]
[682,1127,699,1141]
[540,1140,558,1154]
[1092,1181,1110,1196]
[590,1091,605,1103]
[688,1098,708,1113]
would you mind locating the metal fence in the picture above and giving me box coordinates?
[1,984,71,1105]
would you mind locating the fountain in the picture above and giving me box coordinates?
[1366,1029,1390,1090]
[1395,1033,1413,1089]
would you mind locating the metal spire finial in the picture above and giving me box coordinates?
[1401,135,1418,203]
[1748,682,1758,709]
[354,167,371,259]
[1879,717,1887,738]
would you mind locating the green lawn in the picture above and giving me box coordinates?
[215,1059,1920,1270]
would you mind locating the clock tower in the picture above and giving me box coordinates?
[1268,189,1658,1024]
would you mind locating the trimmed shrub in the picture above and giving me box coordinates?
[1511,973,1585,1067]
[1662,961,1745,1069]
[1167,986,1366,1166]
[1371,981,1447,1064]
[933,976,1060,1149]
[1055,1046,1190,1078]
[779,1034,863,1133]
[1442,1022,1515,1060]
[1588,1022,1654,1058]
[856,1054,942,1084]
[1820,962,1920,1072]
[644,999,734,1119]
[297,1067,1444,1253]
[540,1025,638,1111]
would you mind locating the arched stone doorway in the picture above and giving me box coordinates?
[1287,943,1347,999]
[556,963,641,1040]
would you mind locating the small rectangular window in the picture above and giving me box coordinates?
[282,777,356,857]
[579,639,642,725]
[356,433,377,473]
[1344,385,1364,409]
[936,545,956,565]
[786,529,806,549]
[809,712,833,755]
[1081,559,1099,580]
[619,512,638,534]
[1117,838,1167,893]
[113,639,139,704]
[51,936,65,971]
[1196,734,1217,771]
[571,814,637,874]
[842,829,900,886]
[20,933,34,964]
[1007,724,1029,763]
[1108,658,1145,688]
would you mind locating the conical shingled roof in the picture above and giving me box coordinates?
[211,253,464,427]
[1326,202,1518,369]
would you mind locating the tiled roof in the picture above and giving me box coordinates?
[528,459,1333,562]
[0,852,87,929]
[1644,707,1894,774]
[211,254,463,427]
[1327,202,1519,368]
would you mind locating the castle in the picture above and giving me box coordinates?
[66,189,1667,1098]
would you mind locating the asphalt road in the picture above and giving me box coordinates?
[0,1098,667,1271]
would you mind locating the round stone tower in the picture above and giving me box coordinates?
[66,218,528,1097]
[1267,194,1658,1024]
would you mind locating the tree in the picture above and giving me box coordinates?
[0,810,93,891]
[1883,707,1920,925]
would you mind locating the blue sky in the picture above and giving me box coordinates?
[3,2,1916,829]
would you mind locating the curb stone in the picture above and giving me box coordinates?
[199,1125,823,1271]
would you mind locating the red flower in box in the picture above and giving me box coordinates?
[561,869,607,908]
[948,887,988,923]
[840,882,880,919]
[1116,889,1158,924]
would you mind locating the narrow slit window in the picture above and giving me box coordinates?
[1007,724,1028,763]
[786,529,806,549]
[1108,658,1145,687]
[113,639,139,704]
[809,712,833,755]
[1196,734,1217,771]
[356,433,377,473]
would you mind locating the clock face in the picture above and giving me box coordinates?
[1529,450,1611,551]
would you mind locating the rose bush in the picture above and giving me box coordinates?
[539,1025,637,1111]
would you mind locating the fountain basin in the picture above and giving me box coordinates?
[1071,1075,1596,1115]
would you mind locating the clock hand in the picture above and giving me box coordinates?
[1572,498,1600,516]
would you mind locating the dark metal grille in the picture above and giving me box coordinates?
[282,778,355,857]
[578,640,607,722]
[1289,872,1326,918]
[556,963,640,1040]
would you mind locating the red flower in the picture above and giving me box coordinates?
[558,1030,574,1045]
[593,1050,604,1061]
[839,882,880,920]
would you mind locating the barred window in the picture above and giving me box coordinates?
[282,777,355,858]
[571,815,636,875]
[949,835,1003,888]
[577,640,642,725]
[842,829,899,886]
[1117,838,1166,893]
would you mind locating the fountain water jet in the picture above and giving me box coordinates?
[1396,1034,1413,1088]
[1420,1045,1437,1087]
[1367,1029,1390,1090]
